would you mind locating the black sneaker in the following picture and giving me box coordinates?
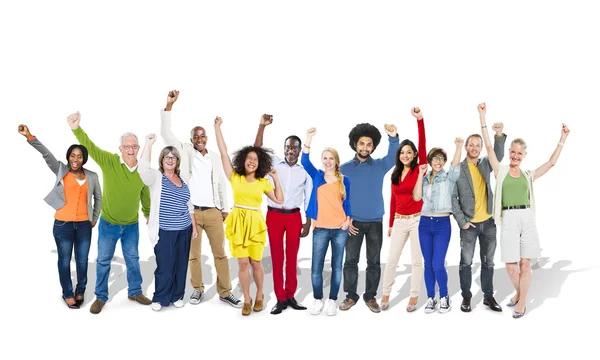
[220,294,243,308]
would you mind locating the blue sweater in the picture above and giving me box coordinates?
[301,153,352,221]
[340,136,399,222]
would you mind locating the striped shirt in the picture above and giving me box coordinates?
[159,174,192,230]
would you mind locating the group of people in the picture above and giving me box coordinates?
[20,92,569,319]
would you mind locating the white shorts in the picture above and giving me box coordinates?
[500,208,541,262]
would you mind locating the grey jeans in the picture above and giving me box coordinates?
[459,217,497,298]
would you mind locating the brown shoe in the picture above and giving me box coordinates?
[90,299,105,314]
[365,298,381,313]
[253,295,264,312]
[128,293,152,305]
[242,299,252,316]
[339,298,356,311]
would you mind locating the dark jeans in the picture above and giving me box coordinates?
[343,221,383,302]
[459,217,497,298]
[153,226,193,306]
[52,220,92,299]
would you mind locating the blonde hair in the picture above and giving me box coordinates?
[510,138,527,151]
[322,147,346,200]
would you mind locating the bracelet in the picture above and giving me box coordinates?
[481,125,487,129]
[303,144,311,148]
[558,142,564,146]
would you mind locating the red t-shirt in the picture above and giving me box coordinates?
[389,118,427,227]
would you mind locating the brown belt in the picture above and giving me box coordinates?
[394,212,421,219]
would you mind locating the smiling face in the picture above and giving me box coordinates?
[284,138,301,165]
[321,150,337,172]
[509,143,527,167]
[245,151,259,175]
[465,135,482,161]
[399,144,415,167]
[190,126,207,153]
[68,147,84,171]
[119,134,139,163]
[162,152,178,172]
[430,154,446,173]
[355,136,374,160]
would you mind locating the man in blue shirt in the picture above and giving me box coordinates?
[340,123,399,312]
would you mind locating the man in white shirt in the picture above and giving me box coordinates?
[160,90,241,308]
[254,114,312,315]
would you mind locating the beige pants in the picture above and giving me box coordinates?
[382,216,423,297]
[189,208,232,297]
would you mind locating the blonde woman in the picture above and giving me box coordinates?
[301,128,352,316]
[478,102,570,318]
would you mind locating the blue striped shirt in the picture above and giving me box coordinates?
[159,174,192,231]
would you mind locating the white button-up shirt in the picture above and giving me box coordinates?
[189,150,216,207]
[267,154,312,210]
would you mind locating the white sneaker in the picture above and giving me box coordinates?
[310,299,324,315]
[439,296,451,313]
[151,302,162,311]
[424,297,437,314]
[173,299,184,308]
[326,299,338,316]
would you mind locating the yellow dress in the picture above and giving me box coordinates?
[224,172,274,261]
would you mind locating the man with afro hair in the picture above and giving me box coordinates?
[339,122,399,313]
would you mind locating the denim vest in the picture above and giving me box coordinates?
[421,165,460,215]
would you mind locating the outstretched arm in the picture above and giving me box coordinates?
[381,123,399,170]
[451,137,464,167]
[67,112,113,167]
[19,124,61,175]
[478,103,500,177]
[533,124,570,181]
[300,128,318,177]
[412,107,428,165]
[253,114,273,147]
[161,90,184,150]
[213,117,233,180]
[139,134,158,187]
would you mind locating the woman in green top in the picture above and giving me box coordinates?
[478,102,570,318]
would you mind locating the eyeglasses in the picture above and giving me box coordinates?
[284,145,300,151]
[164,156,178,162]
[431,156,446,162]
[121,145,140,150]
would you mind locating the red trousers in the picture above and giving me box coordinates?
[266,210,302,301]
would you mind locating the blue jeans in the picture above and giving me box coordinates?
[311,228,348,300]
[419,216,451,298]
[459,217,497,298]
[95,217,142,302]
[52,220,92,298]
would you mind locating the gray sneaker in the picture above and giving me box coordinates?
[220,294,243,308]
[189,290,204,305]
[424,297,437,314]
[439,296,451,313]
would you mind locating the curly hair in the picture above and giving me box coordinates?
[232,145,274,179]
[348,123,382,152]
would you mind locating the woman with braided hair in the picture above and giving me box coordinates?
[301,127,352,317]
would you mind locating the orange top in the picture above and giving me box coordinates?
[55,172,89,222]
[313,182,346,228]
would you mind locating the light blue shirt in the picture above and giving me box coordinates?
[267,154,312,211]
[421,165,460,215]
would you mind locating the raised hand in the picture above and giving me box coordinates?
[260,114,273,126]
[167,90,179,105]
[560,123,570,140]
[477,103,486,115]
[492,122,504,135]
[18,124,32,138]
[384,123,397,137]
[67,112,81,130]
[268,168,278,178]
[145,133,157,146]
[419,164,428,176]
[454,137,464,147]
[411,107,423,120]
[214,116,223,127]
[306,127,317,137]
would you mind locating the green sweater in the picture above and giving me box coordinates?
[73,127,150,225]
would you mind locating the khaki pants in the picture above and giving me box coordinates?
[382,216,423,298]
[189,208,232,297]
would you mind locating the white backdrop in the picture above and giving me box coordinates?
[1,1,597,358]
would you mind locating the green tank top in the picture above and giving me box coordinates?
[501,171,530,207]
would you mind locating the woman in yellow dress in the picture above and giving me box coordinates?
[213,115,284,316]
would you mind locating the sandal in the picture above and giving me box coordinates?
[406,297,418,312]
